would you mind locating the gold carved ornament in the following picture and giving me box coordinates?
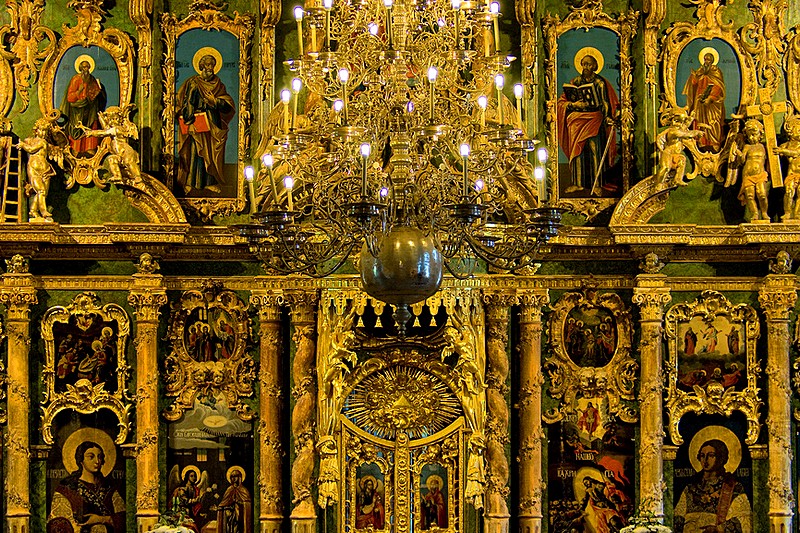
[37,0,135,189]
[160,1,255,220]
[542,4,638,220]
[163,280,256,421]
[788,29,800,110]
[0,0,55,115]
[128,0,154,98]
[664,290,762,446]
[0,315,5,425]
[659,0,758,181]
[40,292,132,445]
[543,288,638,424]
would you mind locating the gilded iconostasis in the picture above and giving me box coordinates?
[0,0,799,532]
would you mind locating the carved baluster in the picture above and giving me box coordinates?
[127,253,167,530]
[286,289,319,533]
[482,290,517,533]
[251,290,285,533]
[517,289,548,533]
[758,252,797,532]
[0,255,36,533]
[632,258,671,521]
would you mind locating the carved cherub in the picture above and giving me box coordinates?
[78,104,143,185]
[17,117,65,222]
[774,114,800,221]
[655,109,703,187]
[727,119,770,221]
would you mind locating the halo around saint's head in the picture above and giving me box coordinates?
[425,474,444,490]
[360,474,378,490]
[74,54,96,73]
[698,47,720,66]
[182,464,202,482]
[574,47,604,75]
[62,427,116,478]
[688,425,742,473]
[226,465,246,483]
[192,47,223,75]
[572,466,604,503]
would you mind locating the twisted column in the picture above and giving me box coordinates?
[482,290,517,533]
[758,273,797,531]
[632,274,671,521]
[0,255,37,533]
[517,289,549,533]
[251,290,285,533]
[286,289,319,533]
[127,254,167,530]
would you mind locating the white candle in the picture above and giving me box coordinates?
[281,89,291,134]
[284,175,295,211]
[494,74,505,125]
[514,83,524,130]
[244,166,256,214]
[478,95,487,129]
[291,78,302,131]
[294,7,304,56]
[490,2,500,52]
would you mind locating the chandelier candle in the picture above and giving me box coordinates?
[244,166,257,215]
[478,95,487,129]
[262,153,279,205]
[294,6,304,56]
[283,176,295,212]
[281,89,291,134]
[360,143,371,198]
[490,2,500,52]
[428,67,438,123]
[291,78,302,131]
[495,74,504,125]
[452,0,461,49]
[460,143,470,198]
[323,0,332,50]
[514,83,524,131]
[339,68,349,126]
[385,0,394,49]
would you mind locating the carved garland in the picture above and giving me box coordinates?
[543,288,637,424]
[40,292,132,444]
[664,290,761,445]
[161,3,255,219]
[542,4,638,220]
[163,281,255,421]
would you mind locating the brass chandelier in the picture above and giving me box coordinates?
[239,0,562,331]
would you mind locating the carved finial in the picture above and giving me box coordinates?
[640,253,665,274]
[5,255,30,274]
[135,253,159,274]
[769,250,792,274]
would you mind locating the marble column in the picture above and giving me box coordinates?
[286,289,319,533]
[517,288,549,533]
[0,255,37,533]
[482,290,517,533]
[758,264,797,532]
[632,272,671,521]
[127,254,168,531]
[251,290,285,533]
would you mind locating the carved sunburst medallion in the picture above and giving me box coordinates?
[344,366,462,440]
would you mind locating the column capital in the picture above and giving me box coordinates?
[632,281,671,323]
[758,277,797,321]
[517,288,549,324]
[251,290,284,322]
[285,289,319,324]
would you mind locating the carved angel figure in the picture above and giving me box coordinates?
[726,119,770,221]
[18,116,65,222]
[774,114,800,221]
[655,109,703,187]
[78,104,143,185]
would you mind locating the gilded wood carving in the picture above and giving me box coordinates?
[542,3,638,220]
[0,315,5,425]
[664,290,762,445]
[163,280,255,421]
[40,292,132,444]
[128,0,154,98]
[543,288,637,424]
[788,30,800,110]
[37,0,135,187]
[0,0,55,114]
[161,0,254,220]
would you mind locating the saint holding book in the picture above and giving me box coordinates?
[557,48,619,195]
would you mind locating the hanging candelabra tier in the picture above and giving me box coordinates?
[238,0,563,328]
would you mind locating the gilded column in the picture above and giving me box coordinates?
[632,261,671,521]
[127,253,167,531]
[517,288,549,533]
[758,252,797,531]
[251,290,285,533]
[482,290,517,533]
[0,255,37,533]
[286,289,319,533]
